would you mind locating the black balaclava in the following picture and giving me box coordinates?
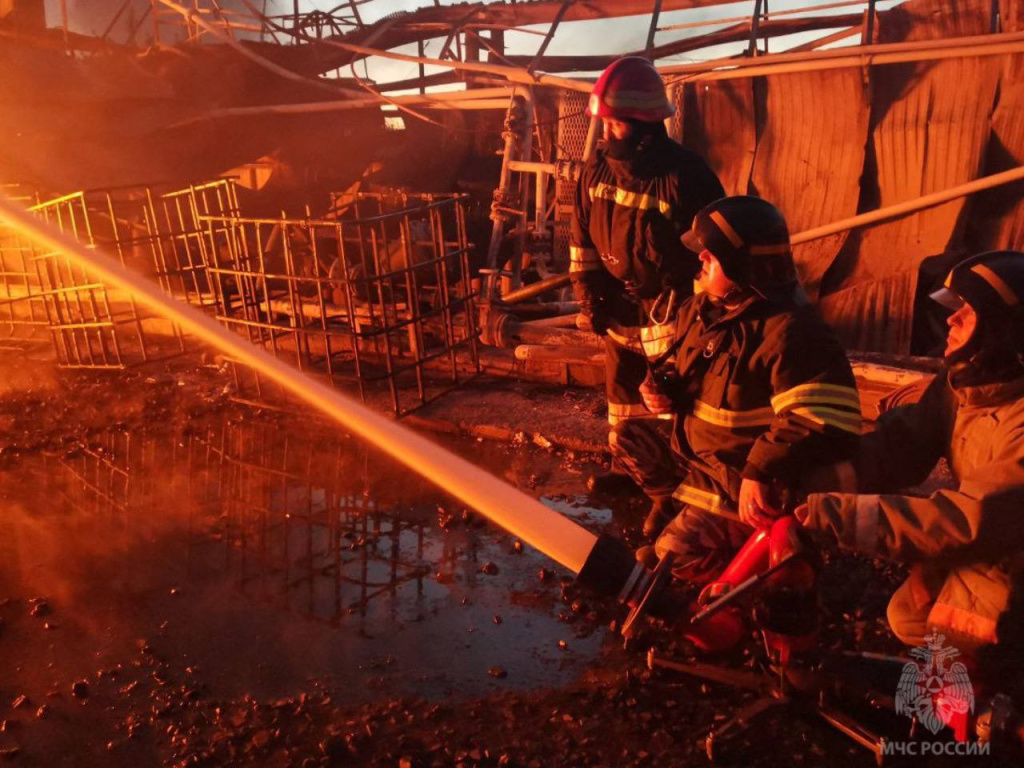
[604,119,667,162]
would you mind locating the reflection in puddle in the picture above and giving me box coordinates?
[0,415,608,707]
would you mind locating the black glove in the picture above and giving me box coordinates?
[589,310,611,337]
[649,368,689,411]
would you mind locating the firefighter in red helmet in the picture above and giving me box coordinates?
[571,56,724,496]
[610,197,861,576]
[798,250,1024,658]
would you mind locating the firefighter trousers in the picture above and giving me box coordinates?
[887,562,1011,651]
[609,418,751,581]
[602,296,678,456]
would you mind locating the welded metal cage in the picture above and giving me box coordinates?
[199,192,479,415]
[27,188,188,369]
[0,180,242,367]
[0,184,49,344]
[150,179,242,312]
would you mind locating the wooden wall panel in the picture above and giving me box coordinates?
[750,69,868,300]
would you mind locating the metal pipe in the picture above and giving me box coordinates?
[0,193,598,575]
[664,30,1024,82]
[509,160,557,175]
[515,345,604,365]
[500,272,571,303]
[791,164,1024,245]
[518,313,579,328]
[513,87,536,291]
[535,167,549,234]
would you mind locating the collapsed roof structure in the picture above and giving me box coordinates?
[3,0,1024,381]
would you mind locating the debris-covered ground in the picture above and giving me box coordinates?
[0,352,1014,767]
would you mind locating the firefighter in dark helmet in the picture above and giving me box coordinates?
[612,196,861,579]
[798,250,1024,655]
[570,56,724,495]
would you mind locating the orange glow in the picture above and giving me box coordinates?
[0,192,598,574]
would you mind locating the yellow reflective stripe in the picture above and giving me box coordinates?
[672,483,725,513]
[928,602,999,645]
[602,325,634,348]
[771,383,861,414]
[608,413,673,425]
[691,400,775,429]
[589,182,672,218]
[971,263,1019,306]
[787,406,862,434]
[607,402,648,425]
[569,245,602,273]
[639,324,677,360]
[709,210,743,247]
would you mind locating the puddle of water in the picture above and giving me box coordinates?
[0,414,609,710]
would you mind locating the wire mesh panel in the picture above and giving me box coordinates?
[0,184,49,344]
[28,187,188,368]
[554,92,591,273]
[151,179,241,311]
[203,192,479,415]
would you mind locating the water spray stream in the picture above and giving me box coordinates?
[0,194,599,575]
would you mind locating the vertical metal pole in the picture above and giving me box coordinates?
[865,0,878,45]
[512,88,535,291]
[990,0,1000,33]
[748,0,764,57]
[417,39,426,94]
[645,0,663,59]
[582,114,601,164]
[60,0,70,52]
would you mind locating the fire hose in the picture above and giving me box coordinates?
[0,193,681,631]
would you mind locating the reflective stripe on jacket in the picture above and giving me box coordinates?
[569,136,723,317]
[669,291,862,504]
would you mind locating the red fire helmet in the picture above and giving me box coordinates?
[588,56,675,123]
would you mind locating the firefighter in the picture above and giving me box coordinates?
[797,250,1024,654]
[617,196,862,578]
[570,56,724,495]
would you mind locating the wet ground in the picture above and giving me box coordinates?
[0,355,1017,767]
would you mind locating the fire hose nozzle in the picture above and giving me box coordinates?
[574,534,687,638]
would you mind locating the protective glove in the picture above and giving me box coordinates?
[586,309,611,337]
[738,477,787,530]
[640,368,682,415]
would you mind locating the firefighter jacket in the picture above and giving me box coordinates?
[569,134,724,321]
[804,373,1024,646]
[666,291,862,513]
